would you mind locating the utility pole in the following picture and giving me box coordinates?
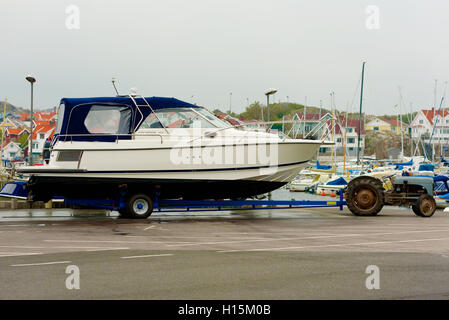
[357,62,366,165]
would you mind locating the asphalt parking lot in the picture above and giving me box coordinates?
[1,206,449,299]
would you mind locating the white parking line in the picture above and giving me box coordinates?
[85,248,129,252]
[167,229,449,247]
[0,245,129,249]
[219,237,449,253]
[121,254,173,259]
[11,261,71,267]
[0,252,42,257]
[44,239,189,244]
[123,235,267,239]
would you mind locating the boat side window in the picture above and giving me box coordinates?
[55,103,65,134]
[140,108,225,129]
[84,105,131,134]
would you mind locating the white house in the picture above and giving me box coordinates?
[1,141,22,165]
[318,118,365,157]
[28,124,55,163]
[411,108,449,144]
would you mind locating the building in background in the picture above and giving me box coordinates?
[1,141,23,166]
[365,117,407,134]
[410,108,449,145]
[365,117,391,132]
[333,119,365,157]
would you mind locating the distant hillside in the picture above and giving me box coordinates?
[0,101,55,114]
[239,102,332,121]
[0,100,25,114]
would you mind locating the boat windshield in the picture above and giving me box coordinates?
[140,107,231,129]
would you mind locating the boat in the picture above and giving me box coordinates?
[17,95,330,201]
[316,176,348,195]
[289,171,320,192]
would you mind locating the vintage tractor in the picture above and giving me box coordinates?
[345,175,436,217]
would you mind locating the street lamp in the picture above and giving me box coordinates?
[26,75,36,166]
[265,88,277,122]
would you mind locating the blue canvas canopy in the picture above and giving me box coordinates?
[326,177,348,185]
[55,96,200,142]
[0,182,29,199]
[433,175,449,183]
[393,159,413,166]
[418,164,435,172]
[313,161,332,170]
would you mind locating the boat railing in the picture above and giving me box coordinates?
[54,133,164,144]
[128,94,170,134]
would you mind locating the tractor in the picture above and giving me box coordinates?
[345,175,437,217]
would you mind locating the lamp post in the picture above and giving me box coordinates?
[357,62,366,165]
[26,75,36,166]
[265,88,277,123]
[229,92,232,114]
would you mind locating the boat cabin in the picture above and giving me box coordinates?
[54,96,230,143]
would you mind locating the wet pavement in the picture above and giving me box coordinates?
[1,205,449,299]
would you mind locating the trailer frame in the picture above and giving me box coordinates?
[63,191,346,215]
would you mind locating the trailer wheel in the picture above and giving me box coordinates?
[126,194,153,219]
[345,176,384,216]
[415,194,436,217]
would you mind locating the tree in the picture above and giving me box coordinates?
[240,102,264,120]
[18,132,29,149]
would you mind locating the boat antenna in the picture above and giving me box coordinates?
[111,77,119,96]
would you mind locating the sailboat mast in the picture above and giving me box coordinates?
[398,87,405,160]
[330,92,335,167]
[357,61,366,165]
[410,102,413,157]
[303,96,307,137]
[1,98,6,169]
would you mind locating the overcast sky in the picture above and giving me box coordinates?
[1,0,449,115]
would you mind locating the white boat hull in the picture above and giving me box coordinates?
[22,139,324,200]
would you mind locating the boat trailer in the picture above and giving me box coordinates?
[0,181,346,219]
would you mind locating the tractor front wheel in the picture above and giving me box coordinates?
[414,194,436,218]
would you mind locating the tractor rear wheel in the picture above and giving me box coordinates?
[414,194,436,218]
[345,176,384,216]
